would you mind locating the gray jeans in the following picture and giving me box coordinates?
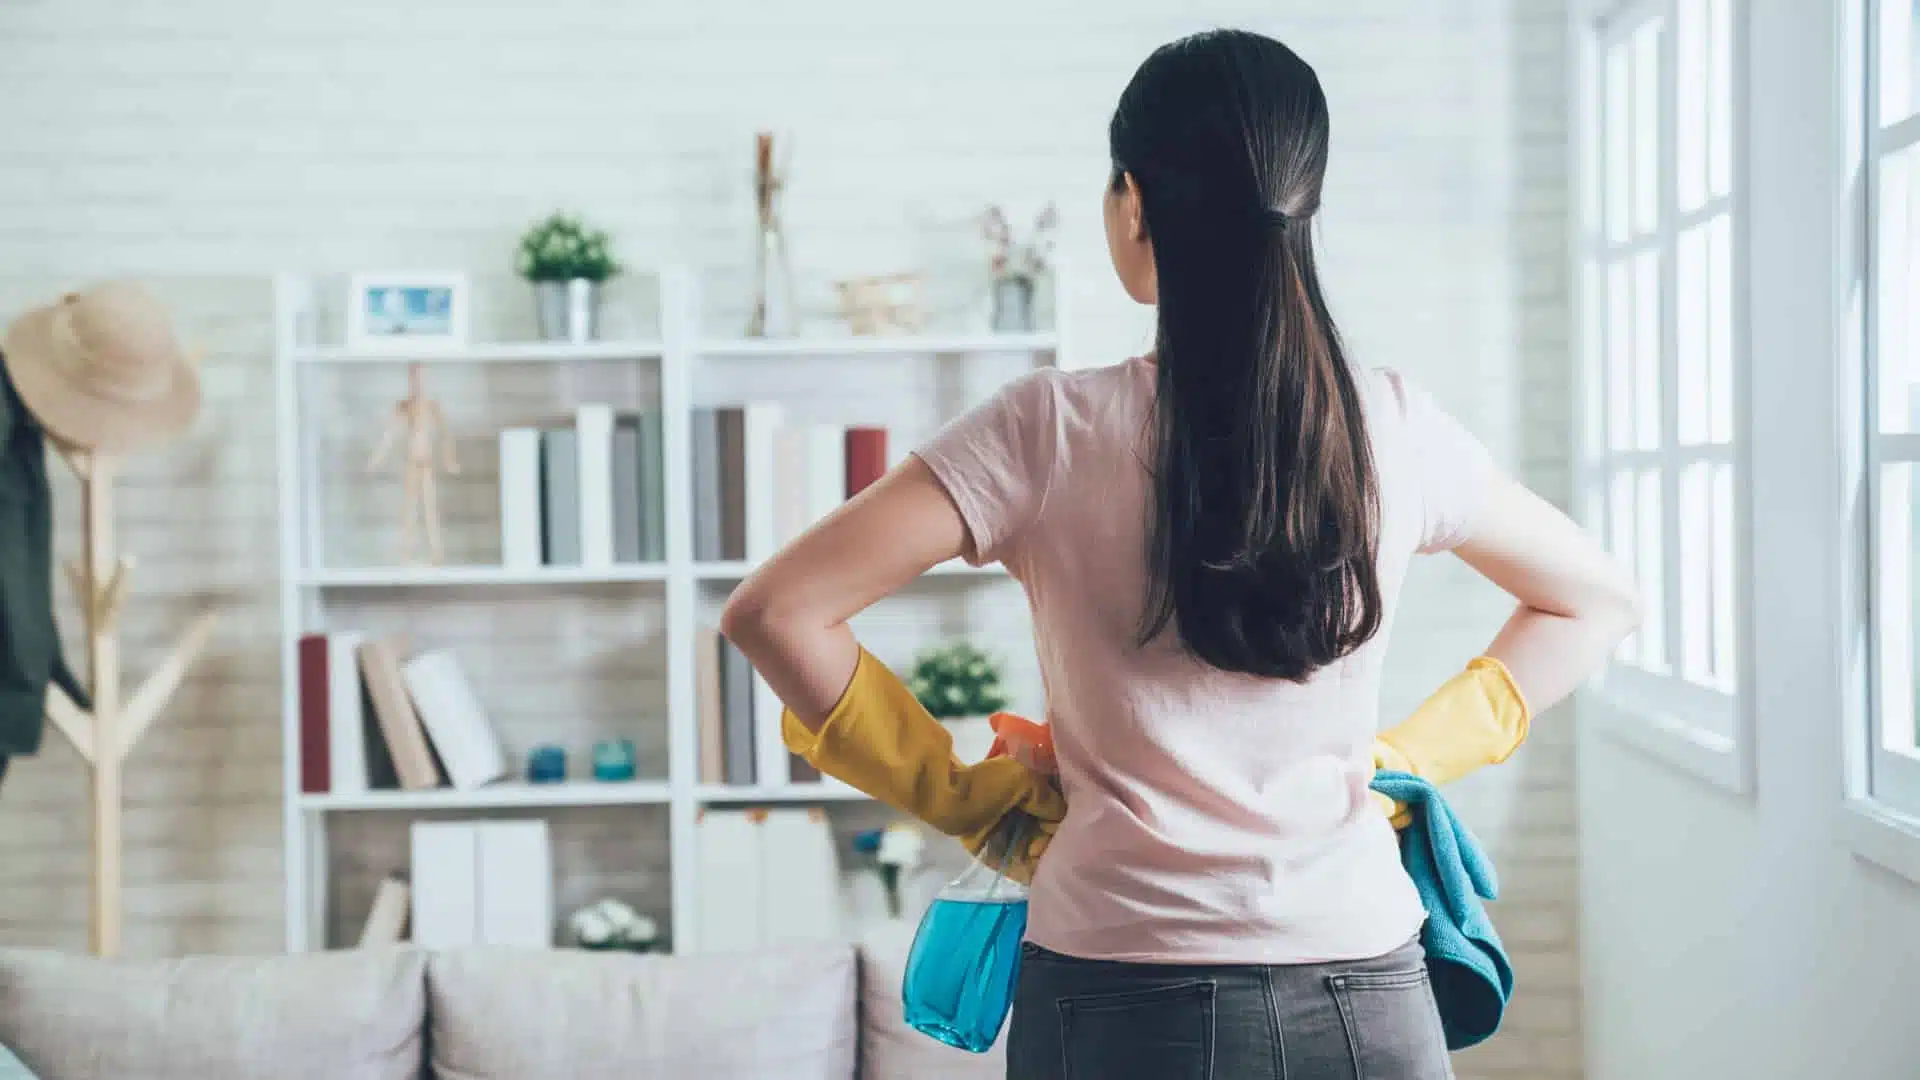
[1006,939,1453,1080]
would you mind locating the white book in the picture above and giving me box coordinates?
[477,820,553,947]
[773,426,812,545]
[575,403,616,568]
[758,810,841,946]
[411,822,479,948]
[358,877,410,946]
[402,649,507,791]
[693,811,762,953]
[805,424,845,526]
[753,674,790,788]
[327,631,369,795]
[498,428,543,569]
[743,403,786,561]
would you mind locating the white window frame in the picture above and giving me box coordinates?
[1572,0,1755,793]
[1840,0,1920,882]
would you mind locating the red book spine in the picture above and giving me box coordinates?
[844,427,888,498]
[297,634,330,794]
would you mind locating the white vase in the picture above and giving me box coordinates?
[943,716,997,764]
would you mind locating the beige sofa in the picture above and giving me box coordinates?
[0,936,1002,1080]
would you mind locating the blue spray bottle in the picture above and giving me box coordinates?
[901,812,1034,1052]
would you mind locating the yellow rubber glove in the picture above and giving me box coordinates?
[782,648,1064,880]
[1372,656,1531,828]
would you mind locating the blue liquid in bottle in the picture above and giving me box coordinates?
[901,815,1035,1052]
[901,896,1029,1052]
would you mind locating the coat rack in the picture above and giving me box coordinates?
[40,449,217,957]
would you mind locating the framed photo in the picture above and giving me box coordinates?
[346,272,470,352]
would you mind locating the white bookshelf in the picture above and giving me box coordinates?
[274,268,1066,954]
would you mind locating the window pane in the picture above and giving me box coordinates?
[1877,146,1917,434]
[1635,250,1662,451]
[1584,263,1605,459]
[1707,0,1732,198]
[1607,45,1631,244]
[1880,0,1916,126]
[1612,469,1638,662]
[1680,463,1713,684]
[1638,468,1668,672]
[1633,22,1661,235]
[1677,223,1710,444]
[1608,261,1634,451]
[1711,462,1737,691]
[1677,0,1708,212]
[1878,463,1917,757]
[1708,212,1734,443]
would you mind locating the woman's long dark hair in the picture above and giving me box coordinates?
[1113,30,1382,680]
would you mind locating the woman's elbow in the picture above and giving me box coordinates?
[718,586,776,653]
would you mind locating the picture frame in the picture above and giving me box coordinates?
[346,272,471,352]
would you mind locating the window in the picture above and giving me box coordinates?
[1578,0,1747,786]
[1856,0,1920,817]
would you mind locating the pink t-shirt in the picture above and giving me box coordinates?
[915,357,1494,965]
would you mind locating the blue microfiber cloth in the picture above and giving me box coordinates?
[1369,769,1513,1050]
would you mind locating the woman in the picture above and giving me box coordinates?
[722,29,1638,1080]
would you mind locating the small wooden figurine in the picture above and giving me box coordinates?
[368,363,459,565]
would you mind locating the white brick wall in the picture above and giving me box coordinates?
[0,2,1575,1076]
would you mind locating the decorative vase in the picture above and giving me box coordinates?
[526,745,566,784]
[990,276,1035,333]
[592,738,637,782]
[536,279,601,342]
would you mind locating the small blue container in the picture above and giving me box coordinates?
[592,739,637,782]
[526,745,567,784]
[901,817,1032,1052]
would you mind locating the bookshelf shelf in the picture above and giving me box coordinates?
[698,331,1058,359]
[691,559,1004,582]
[695,783,872,805]
[295,339,666,365]
[276,268,1069,956]
[301,563,671,588]
[302,781,673,812]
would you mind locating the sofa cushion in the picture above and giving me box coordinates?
[427,945,856,1080]
[0,947,425,1080]
[856,924,1006,1080]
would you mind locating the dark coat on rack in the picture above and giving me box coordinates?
[0,351,90,784]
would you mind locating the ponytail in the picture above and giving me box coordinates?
[1116,30,1382,680]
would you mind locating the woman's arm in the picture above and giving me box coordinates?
[719,456,970,727]
[1455,474,1643,711]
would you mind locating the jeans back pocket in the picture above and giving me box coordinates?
[1327,968,1453,1080]
[1059,980,1215,1080]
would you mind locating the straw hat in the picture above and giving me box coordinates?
[2,282,200,453]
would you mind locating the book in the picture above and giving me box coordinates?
[717,407,747,560]
[636,411,666,562]
[805,424,845,529]
[696,626,726,785]
[691,409,722,561]
[753,674,789,788]
[611,416,642,563]
[743,403,786,560]
[358,636,441,790]
[541,428,580,565]
[402,649,506,792]
[693,811,762,953]
[773,426,811,546]
[411,822,479,948]
[845,426,888,498]
[576,404,615,568]
[758,810,841,946]
[328,631,370,795]
[297,634,330,794]
[498,428,543,570]
[358,877,410,946]
[477,821,553,947]
[721,638,757,785]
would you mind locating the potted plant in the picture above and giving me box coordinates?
[980,204,1058,333]
[516,212,622,343]
[907,642,1010,762]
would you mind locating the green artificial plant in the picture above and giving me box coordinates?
[516,212,622,284]
[906,642,1009,720]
